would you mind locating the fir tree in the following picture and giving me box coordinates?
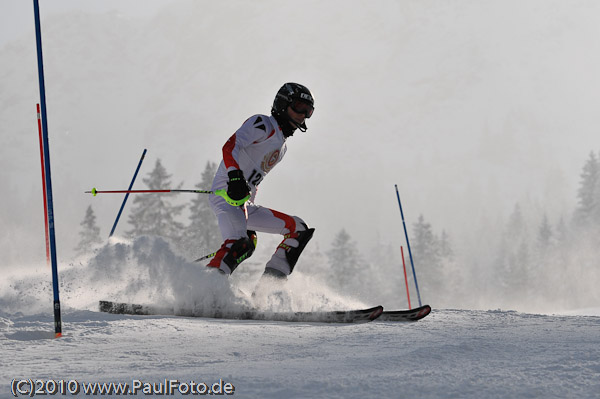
[326,229,364,290]
[411,214,443,302]
[182,161,220,257]
[296,241,328,279]
[574,151,600,228]
[437,229,461,307]
[363,237,404,307]
[127,158,185,242]
[439,230,454,261]
[507,203,526,238]
[555,216,569,245]
[412,215,436,261]
[497,203,531,304]
[75,205,103,255]
[537,213,553,251]
[531,212,553,290]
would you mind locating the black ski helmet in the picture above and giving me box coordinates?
[271,83,314,134]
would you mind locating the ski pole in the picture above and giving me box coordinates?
[395,184,422,307]
[109,149,147,237]
[194,250,217,263]
[193,231,257,263]
[85,187,249,207]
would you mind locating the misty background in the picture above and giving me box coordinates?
[1,0,599,313]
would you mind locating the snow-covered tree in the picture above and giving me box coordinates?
[181,161,220,257]
[74,205,103,255]
[127,158,185,242]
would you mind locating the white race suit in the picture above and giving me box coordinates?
[207,114,311,276]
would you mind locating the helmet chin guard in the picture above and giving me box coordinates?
[289,119,308,133]
[271,83,314,135]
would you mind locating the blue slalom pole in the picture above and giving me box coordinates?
[109,149,147,237]
[395,185,422,307]
[33,0,62,338]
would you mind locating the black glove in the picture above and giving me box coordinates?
[227,170,250,201]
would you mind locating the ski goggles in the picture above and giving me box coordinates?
[290,99,314,118]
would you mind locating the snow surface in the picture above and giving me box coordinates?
[1,237,599,398]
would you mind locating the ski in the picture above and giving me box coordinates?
[377,304,431,322]
[99,300,383,324]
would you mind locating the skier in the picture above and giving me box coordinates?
[207,83,316,287]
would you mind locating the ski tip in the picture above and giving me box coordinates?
[369,305,384,321]
[377,304,432,322]
[415,304,432,319]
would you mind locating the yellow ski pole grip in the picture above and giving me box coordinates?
[214,189,250,206]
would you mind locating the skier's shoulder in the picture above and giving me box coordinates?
[241,113,278,131]
[239,114,280,141]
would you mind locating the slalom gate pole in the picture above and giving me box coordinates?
[33,0,62,338]
[394,184,422,307]
[109,149,147,237]
[401,246,412,309]
[37,104,50,267]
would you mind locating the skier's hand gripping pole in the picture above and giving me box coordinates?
[226,170,251,203]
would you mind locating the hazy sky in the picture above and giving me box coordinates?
[2,0,600,268]
[0,0,171,45]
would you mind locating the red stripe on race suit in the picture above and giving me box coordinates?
[269,209,297,234]
[223,133,239,170]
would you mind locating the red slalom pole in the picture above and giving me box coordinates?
[401,246,412,309]
[37,103,50,267]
